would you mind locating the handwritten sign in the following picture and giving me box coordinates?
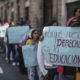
[42,26,80,67]
[8,26,29,44]
[0,27,6,37]
[22,44,38,67]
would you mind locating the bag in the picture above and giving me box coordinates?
[57,66,64,74]
[76,68,80,80]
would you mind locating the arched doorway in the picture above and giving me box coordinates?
[43,0,53,26]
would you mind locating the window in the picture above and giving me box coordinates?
[5,10,7,21]
[25,7,29,20]
[1,7,3,20]
[17,6,20,20]
[11,2,14,21]
[11,2,14,8]
[43,0,53,26]
[11,12,14,21]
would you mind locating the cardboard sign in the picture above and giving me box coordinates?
[22,44,38,67]
[0,27,6,37]
[8,26,29,44]
[42,26,80,67]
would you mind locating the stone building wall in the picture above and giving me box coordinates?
[0,0,25,24]
[0,0,80,27]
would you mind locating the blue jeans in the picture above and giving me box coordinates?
[7,44,16,61]
[27,66,44,80]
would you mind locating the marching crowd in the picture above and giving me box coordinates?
[0,7,80,80]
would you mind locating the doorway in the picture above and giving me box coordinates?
[43,0,53,26]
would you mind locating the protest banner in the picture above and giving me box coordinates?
[42,26,80,67]
[8,26,29,44]
[0,27,6,37]
[22,44,38,67]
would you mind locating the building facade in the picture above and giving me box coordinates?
[0,0,27,24]
[0,0,80,28]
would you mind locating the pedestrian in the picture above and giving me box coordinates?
[67,7,80,26]
[25,20,32,29]
[17,27,31,74]
[26,29,44,80]
[19,18,26,26]
[6,21,16,66]
[2,20,9,59]
[37,20,59,80]
[62,7,80,80]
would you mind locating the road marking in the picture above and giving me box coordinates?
[0,67,3,74]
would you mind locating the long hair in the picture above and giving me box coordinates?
[73,7,80,16]
[46,20,58,26]
[31,29,39,39]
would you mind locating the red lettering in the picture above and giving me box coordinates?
[72,55,77,64]
[60,55,65,64]
[57,39,62,47]
[78,56,80,65]
[57,39,80,48]
[65,55,71,64]
[49,53,59,63]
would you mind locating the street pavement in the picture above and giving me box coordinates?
[0,53,27,80]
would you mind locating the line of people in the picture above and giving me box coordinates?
[0,7,80,80]
[0,18,30,68]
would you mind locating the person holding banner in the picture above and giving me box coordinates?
[67,7,80,26]
[1,20,9,58]
[37,20,58,80]
[6,22,16,66]
[63,7,80,80]
[17,29,33,75]
[26,29,43,80]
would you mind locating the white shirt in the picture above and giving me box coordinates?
[37,41,57,76]
[37,41,48,76]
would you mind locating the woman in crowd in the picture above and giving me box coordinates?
[67,7,80,26]
[26,29,44,80]
[63,7,80,80]
[37,20,59,80]
[6,21,16,66]
[17,26,31,74]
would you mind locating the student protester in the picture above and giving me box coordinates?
[62,22,80,80]
[37,20,59,80]
[67,7,80,26]
[3,20,9,28]
[19,18,26,26]
[17,27,32,74]
[2,19,9,58]
[57,7,80,80]
[62,7,80,80]
[26,29,44,80]
[17,28,38,75]
[6,21,16,66]
[17,32,30,75]
[2,20,9,58]
[25,20,31,27]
